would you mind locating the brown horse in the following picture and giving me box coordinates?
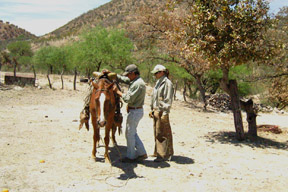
[90,76,121,162]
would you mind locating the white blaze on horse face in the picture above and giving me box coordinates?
[99,93,106,123]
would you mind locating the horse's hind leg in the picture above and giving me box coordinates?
[111,123,117,147]
[112,123,122,159]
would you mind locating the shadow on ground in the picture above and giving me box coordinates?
[106,145,194,181]
[204,131,288,150]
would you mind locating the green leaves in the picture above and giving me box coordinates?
[75,26,134,74]
[32,26,135,76]
[7,41,33,58]
[6,41,33,70]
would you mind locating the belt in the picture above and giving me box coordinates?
[128,106,143,110]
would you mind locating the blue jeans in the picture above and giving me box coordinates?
[125,108,147,159]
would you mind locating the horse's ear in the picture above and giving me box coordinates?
[91,81,98,89]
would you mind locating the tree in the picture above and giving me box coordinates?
[51,46,67,89]
[128,4,211,109]
[267,7,288,109]
[0,51,5,85]
[6,41,33,77]
[74,26,135,78]
[32,46,66,89]
[105,28,135,71]
[63,44,80,90]
[165,0,276,140]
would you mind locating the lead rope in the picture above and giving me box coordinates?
[98,134,130,188]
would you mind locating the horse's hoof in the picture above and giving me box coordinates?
[92,155,96,161]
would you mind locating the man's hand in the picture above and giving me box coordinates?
[113,85,122,97]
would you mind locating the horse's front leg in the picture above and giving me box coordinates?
[91,113,99,161]
[104,123,112,163]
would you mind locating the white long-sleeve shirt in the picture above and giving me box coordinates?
[151,75,174,115]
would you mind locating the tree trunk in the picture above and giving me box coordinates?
[228,80,245,140]
[32,65,36,86]
[187,83,193,97]
[32,65,36,79]
[50,65,53,74]
[73,68,77,91]
[195,75,207,110]
[96,61,102,72]
[241,99,257,137]
[183,79,187,102]
[13,58,17,78]
[86,68,91,79]
[61,68,64,90]
[174,80,178,100]
[0,62,2,85]
[47,72,52,89]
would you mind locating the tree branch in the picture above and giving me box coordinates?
[244,73,288,82]
[145,56,181,64]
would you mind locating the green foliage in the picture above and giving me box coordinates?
[73,26,135,76]
[7,41,33,58]
[237,82,251,96]
[168,0,274,89]
[202,65,254,96]
[6,40,33,71]
[202,69,222,94]
[62,45,78,73]
[230,65,253,96]
[31,26,135,77]
[107,29,135,69]
[168,62,192,80]
[18,56,32,71]
[267,7,288,109]
[32,46,66,73]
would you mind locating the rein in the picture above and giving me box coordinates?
[95,89,109,92]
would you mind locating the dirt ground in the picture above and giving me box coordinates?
[0,73,288,192]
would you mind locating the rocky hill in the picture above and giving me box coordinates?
[0,20,36,41]
[1,0,164,43]
[48,0,165,38]
[0,20,36,50]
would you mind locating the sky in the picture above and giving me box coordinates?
[0,0,287,37]
[0,0,111,36]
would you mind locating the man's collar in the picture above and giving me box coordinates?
[130,76,140,84]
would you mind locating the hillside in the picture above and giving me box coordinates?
[0,20,36,41]
[48,0,165,38]
[0,20,36,50]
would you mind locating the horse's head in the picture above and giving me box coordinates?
[91,78,117,127]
